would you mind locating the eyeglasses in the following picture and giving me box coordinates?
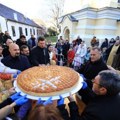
[92,79,103,87]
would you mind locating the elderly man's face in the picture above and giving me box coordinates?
[9,45,20,57]
[90,49,101,62]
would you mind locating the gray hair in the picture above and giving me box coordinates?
[91,47,101,52]
[98,70,120,96]
[90,47,102,57]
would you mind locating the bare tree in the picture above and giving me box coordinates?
[46,0,64,33]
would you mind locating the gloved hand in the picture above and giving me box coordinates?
[13,74,17,78]
[43,97,52,105]
[80,74,86,81]
[57,95,64,106]
[37,98,44,105]
[37,97,52,105]
[10,92,21,101]
[15,96,28,106]
[17,70,21,75]
[13,70,21,78]
[81,81,87,89]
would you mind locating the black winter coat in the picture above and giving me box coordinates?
[80,94,120,120]
[58,94,120,120]
[31,46,50,66]
[77,58,108,88]
[1,55,31,71]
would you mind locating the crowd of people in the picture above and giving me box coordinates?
[0,31,120,120]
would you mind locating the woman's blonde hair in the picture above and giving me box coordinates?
[28,104,63,120]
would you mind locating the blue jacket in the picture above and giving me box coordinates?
[27,38,37,48]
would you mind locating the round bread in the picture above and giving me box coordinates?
[17,65,79,97]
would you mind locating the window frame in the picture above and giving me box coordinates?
[30,28,32,35]
[33,29,35,35]
[11,26,16,37]
[25,28,28,36]
[19,27,23,35]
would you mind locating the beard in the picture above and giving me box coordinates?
[14,53,20,58]
[25,53,29,56]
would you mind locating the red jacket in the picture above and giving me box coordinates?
[67,50,75,64]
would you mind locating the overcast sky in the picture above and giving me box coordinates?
[0,0,82,21]
[0,0,50,20]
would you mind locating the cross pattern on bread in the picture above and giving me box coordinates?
[33,76,61,90]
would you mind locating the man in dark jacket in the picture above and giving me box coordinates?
[77,47,108,104]
[20,45,32,65]
[16,35,28,48]
[1,43,31,119]
[58,70,120,120]
[78,47,108,88]
[1,43,31,71]
[31,36,50,66]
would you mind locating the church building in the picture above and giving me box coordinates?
[59,0,120,45]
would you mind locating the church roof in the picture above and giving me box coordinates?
[59,7,120,23]
[59,15,78,23]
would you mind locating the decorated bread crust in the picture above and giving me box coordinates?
[17,66,79,97]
